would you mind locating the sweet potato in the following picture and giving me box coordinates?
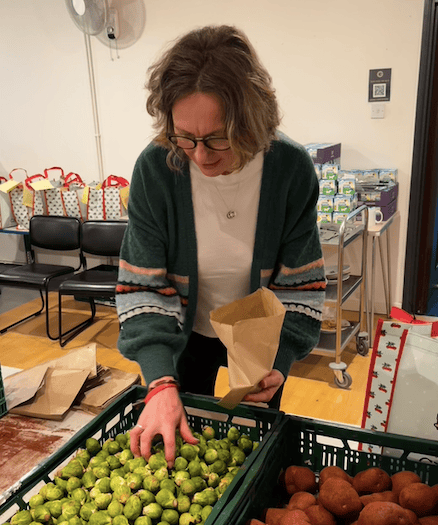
[399,483,438,518]
[357,502,417,525]
[419,517,438,524]
[283,466,318,495]
[278,510,310,525]
[264,508,290,525]
[391,471,422,498]
[319,465,352,487]
[360,491,398,506]
[318,477,362,519]
[304,504,337,525]
[353,468,392,495]
[287,492,316,510]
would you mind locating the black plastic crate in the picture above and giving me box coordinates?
[208,414,438,525]
[0,385,283,522]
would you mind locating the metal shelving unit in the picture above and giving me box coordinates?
[314,205,369,388]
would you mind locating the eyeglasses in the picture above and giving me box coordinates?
[168,135,231,151]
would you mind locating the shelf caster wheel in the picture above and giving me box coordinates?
[356,332,369,356]
[333,371,353,389]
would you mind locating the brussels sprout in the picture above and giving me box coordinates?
[174,470,190,487]
[137,489,155,506]
[80,500,98,521]
[110,475,127,492]
[31,505,51,523]
[82,470,98,489]
[142,502,163,520]
[203,449,218,465]
[226,426,240,442]
[159,478,176,494]
[148,453,167,471]
[179,479,196,497]
[128,457,147,472]
[207,472,220,488]
[187,460,202,478]
[201,505,213,521]
[154,466,169,481]
[117,449,134,466]
[103,439,121,455]
[92,464,111,479]
[237,435,253,454]
[191,476,207,492]
[229,446,246,466]
[107,499,124,518]
[173,457,188,472]
[70,487,87,505]
[67,516,82,525]
[54,477,68,492]
[61,459,84,480]
[217,449,231,465]
[28,495,45,509]
[210,459,227,476]
[115,433,128,449]
[106,454,122,470]
[65,477,82,494]
[123,495,142,521]
[192,487,217,506]
[179,444,197,462]
[110,467,127,479]
[44,500,63,519]
[60,500,81,520]
[85,438,102,455]
[161,508,179,525]
[95,449,110,460]
[176,494,191,514]
[88,456,106,470]
[45,485,64,501]
[89,486,101,500]
[179,512,196,525]
[134,518,152,525]
[88,510,112,525]
[199,462,210,480]
[112,516,129,525]
[113,485,132,504]
[125,472,143,491]
[143,475,160,493]
[155,488,177,509]
[94,477,111,493]
[133,466,150,479]
[11,510,32,525]
[95,492,113,510]
[201,426,215,441]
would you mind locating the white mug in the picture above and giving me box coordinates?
[368,207,383,226]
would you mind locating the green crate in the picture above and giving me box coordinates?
[0,385,283,522]
[209,414,438,525]
[0,364,7,419]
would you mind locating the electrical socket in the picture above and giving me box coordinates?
[371,103,385,119]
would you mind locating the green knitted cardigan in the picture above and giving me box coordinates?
[116,132,326,386]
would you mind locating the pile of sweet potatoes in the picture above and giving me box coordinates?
[246,464,438,525]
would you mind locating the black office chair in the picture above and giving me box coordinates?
[58,220,127,347]
[0,215,83,339]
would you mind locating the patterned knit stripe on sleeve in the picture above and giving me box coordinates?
[116,260,188,328]
[265,258,326,322]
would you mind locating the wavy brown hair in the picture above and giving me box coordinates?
[146,25,281,172]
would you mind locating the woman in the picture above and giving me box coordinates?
[116,25,326,467]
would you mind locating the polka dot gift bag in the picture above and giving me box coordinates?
[86,175,129,220]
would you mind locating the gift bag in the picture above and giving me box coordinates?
[61,172,86,220]
[0,175,16,229]
[23,172,50,219]
[361,307,438,453]
[86,175,129,220]
[43,167,67,217]
[7,168,31,230]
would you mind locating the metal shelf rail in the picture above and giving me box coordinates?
[314,205,369,388]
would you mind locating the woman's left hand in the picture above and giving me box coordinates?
[242,369,285,404]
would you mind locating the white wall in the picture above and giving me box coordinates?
[0,0,425,312]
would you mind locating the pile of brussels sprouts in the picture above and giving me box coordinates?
[6,425,258,525]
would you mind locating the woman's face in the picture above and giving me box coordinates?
[171,92,239,177]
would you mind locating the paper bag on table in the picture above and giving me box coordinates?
[4,343,97,414]
[210,287,285,410]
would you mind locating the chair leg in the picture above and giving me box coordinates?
[0,289,45,334]
[59,293,97,348]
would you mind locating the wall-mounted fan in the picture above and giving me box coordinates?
[65,0,146,182]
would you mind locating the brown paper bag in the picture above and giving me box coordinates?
[210,287,285,409]
[9,368,90,420]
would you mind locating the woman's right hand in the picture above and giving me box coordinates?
[129,386,198,469]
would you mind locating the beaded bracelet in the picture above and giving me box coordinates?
[144,381,179,405]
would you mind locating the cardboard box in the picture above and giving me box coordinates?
[305,143,342,164]
[357,182,398,206]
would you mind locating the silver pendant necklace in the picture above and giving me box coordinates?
[213,182,240,219]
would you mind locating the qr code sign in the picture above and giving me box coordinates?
[373,83,386,98]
